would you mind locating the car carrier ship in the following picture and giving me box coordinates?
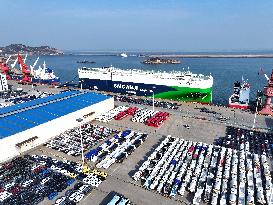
[78,66,213,103]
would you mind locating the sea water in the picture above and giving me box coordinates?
[26,53,273,105]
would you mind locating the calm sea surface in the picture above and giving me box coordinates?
[26,53,273,105]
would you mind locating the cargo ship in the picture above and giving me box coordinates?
[228,79,250,109]
[31,60,60,84]
[78,66,213,103]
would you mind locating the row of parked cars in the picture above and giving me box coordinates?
[146,111,170,127]
[107,193,132,205]
[131,109,158,123]
[29,154,107,204]
[214,126,273,157]
[0,155,78,205]
[0,90,51,108]
[114,107,139,120]
[54,181,91,205]
[85,130,148,169]
[114,95,179,110]
[132,109,170,127]
[132,135,273,205]
[97,106,170,127]
[96,106,129,122]
[45,124,118,157]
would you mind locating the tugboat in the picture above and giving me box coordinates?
[228,78,250,109]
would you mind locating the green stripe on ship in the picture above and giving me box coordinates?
[154,86,212,103]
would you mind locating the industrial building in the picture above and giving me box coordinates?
[0,73,8,91]
[0,90,114,162]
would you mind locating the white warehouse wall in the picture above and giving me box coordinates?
[0,97,114,163]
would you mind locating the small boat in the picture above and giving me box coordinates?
[228,78,250,109]
[120,53,128,58]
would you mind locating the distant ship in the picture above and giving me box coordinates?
[78,66,213,103]
[228,79,250,109]
[76,60,96,64]
[120,53,128,58]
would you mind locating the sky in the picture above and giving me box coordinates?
[0,0,273,51]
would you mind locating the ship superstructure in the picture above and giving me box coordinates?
[78,66,213,103]
[228,79,250,109]
[31,60,60,84]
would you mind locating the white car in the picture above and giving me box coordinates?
[21,180,33,188]
[0,191,12,202]
[41,177,51,185]
[55,196,66,205]
[4,182,15,190]
[69,191,84,203]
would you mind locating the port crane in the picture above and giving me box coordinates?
[0,55,12,80]
[17,53,31,82]
[30,57,39,75]
[258,68,273,116]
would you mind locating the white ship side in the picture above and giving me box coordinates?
[78,66,213,89]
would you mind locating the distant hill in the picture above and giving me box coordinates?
[0,44,64,56]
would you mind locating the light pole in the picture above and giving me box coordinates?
[76,118,84,167]
[150,89,155,112]
[151,86,156,111]
[252,99,259,129]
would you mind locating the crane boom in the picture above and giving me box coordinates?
[30,57,39,75]
[5,56,11,64]
[17,53,31,82]
[30,57,39,69]
[11,57,18,69]
[260,68,270,81]
[23,54,28,63]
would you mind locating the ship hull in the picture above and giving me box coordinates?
[228,103,250,109]
[80,78,212,103]
[10,75,60,85]
[32,78,60,85]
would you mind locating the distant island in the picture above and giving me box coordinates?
[0,44,64,56]
[149,54,273,58]
[76,60,96,64]
[142,57,181,64]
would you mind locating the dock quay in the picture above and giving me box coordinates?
[0,80,272,205]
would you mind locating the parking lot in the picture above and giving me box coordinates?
[1,97,273,205]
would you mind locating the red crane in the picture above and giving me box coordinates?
[0,62,12,80]
[259,69,273,116]
[17,53,31,82]
[0,56,13,80]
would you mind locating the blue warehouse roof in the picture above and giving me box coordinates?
[0,91,111,139]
